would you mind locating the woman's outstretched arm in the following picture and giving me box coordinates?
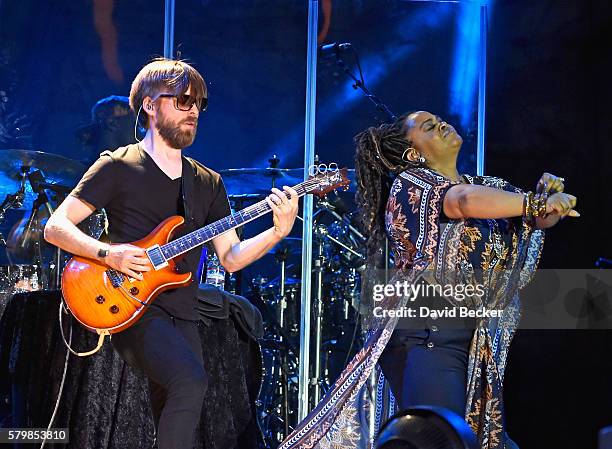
[443,184,578,228]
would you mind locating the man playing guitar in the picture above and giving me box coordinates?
[44,58,299,449]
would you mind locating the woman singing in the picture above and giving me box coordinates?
[278,110,577,449]
[354,110,578,448]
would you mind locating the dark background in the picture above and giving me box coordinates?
[486,2,612,448]
[1,0,611,448]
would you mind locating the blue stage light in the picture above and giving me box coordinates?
[448,1,492,130]
[254,4,455,168]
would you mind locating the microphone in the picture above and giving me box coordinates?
[318,42,352,59]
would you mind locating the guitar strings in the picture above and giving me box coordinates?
[160,174,341,257]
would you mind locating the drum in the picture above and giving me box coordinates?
[0,264,41,316]
[0,264,41,293]
[257,276,302,337]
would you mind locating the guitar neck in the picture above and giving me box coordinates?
[159,179,312,260]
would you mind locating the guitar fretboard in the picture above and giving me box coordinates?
[159,177,318,260]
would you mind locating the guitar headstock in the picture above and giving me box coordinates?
[306,163,351,198]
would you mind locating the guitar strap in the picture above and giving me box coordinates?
[181,156,199,231]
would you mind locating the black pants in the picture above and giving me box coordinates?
[111,305,207,449]
[378,328,473,417]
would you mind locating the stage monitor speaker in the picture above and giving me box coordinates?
[376,406,478,449]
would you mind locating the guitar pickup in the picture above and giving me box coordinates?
[146,244,169,270]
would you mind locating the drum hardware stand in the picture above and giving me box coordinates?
[0,181,26,222]
[273,247,290,331]
[321,232,363,260]
[268,154,280,189]
[12,167,44,288]
[268,155,280,169]
[273,246,291,436]
[311,201,365,259]
[294,208,365,407]
[258,341,298,444]
[24,170,61,289]
[316,197,366,242]
[22,191,49,289]
[311,223,328,405]
[0,165,27,221]
[0,176,26,264]
[276,346,298,440]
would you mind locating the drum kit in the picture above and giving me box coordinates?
[0,149,105,314]
[0,149,366,446]
[217,159,366,446]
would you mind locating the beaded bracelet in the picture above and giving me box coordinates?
[535,191,548,218]
[523,191,535,223]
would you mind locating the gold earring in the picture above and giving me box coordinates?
[402,147,417,162]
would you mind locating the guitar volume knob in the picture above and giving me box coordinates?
[109,305,119,314]
[130,287,139,295]
[95,295,105,304]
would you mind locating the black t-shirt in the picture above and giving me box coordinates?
[71,143,231,320]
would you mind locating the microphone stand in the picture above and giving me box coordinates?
[332,47,397,122]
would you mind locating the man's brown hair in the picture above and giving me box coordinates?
[129,58,207,128]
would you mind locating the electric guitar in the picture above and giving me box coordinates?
[61,166,350,334]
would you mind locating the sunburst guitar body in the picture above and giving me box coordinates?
[61,216,190,333]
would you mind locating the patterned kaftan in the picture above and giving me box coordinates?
[279,168,544,449]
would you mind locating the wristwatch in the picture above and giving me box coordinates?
[97,247,109,259]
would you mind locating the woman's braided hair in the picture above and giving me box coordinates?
[354,113,424,265]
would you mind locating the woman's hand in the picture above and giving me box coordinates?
[536,172,565,194]
[545,192,579,218]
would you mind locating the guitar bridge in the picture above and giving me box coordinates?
[106,269,125,288]
[146,244,168,270]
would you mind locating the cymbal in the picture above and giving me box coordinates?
[0,149,86,210]
[219,167,356,195]
[267,276,302,288]
[219,167,304,195]
[269,237,303,258]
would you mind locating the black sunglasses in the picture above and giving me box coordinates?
[156,93,208,112]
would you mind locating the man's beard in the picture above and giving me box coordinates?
[156,112,197,149]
